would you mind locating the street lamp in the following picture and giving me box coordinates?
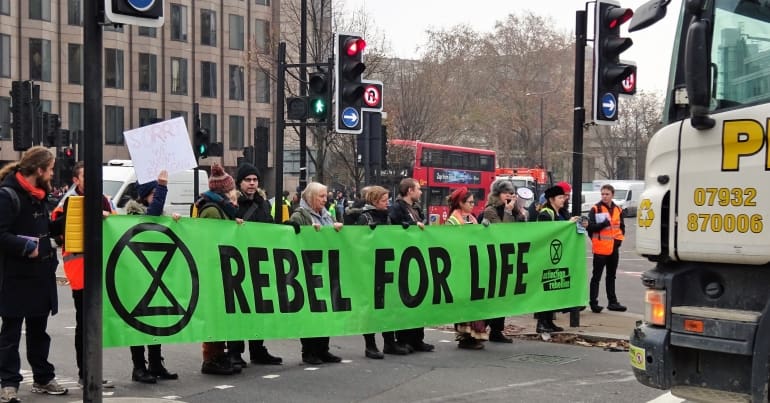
[525,89,557,169]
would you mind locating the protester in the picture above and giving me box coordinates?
[288,182,344,365]
[387,178,434,354]
[445,187,489,349]
[343,186,371,225]
[194,163,245,375]
[0,146,68,400]
[555,181,573,220]
[355,186,391,359]
[124,170,180,383]
[226,163,283,368]
[481,178,522,343]
[586,184,627,313]
[50,162,116,389]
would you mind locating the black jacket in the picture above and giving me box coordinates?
[0,172,62,317]
[388,198,426,226]
[237,190,273,224]
[357,205,391,226]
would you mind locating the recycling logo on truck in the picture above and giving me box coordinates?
[637,199,654,228]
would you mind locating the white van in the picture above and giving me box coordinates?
[102,160,208,216]
[592,180,644,217]
[581,190,601,215]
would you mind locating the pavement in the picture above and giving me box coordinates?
[506,309,640,342]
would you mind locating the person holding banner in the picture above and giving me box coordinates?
[193,163,246,375]
[125,170,180,383]
[355,186,391,359]
[0,146,68,400]
[387,178,434,354]
[445,187,489,349]
[480,178,522,344]
[288,182,344,365]
[226,163,283,368]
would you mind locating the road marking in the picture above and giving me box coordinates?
[262,374,280,379]
[647,392,685,403]
[214,385,234,389]
[162,396,182,400]
[341,359,353,363]
[413,379,557,403]
[621,271,643,277]
[439,339,453,343]
[304,367,320,371]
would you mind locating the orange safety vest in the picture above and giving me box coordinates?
[590,203,624,255]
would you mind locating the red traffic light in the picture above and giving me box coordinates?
[606,7,633,29]
[344,37,366,56]
[64,148,73,158]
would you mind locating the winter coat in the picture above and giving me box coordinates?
[125,183,168,217]
[356,205,391,226]
[237,189,273,223]
[288,199,335,227]
[196,191,237,220]
[0,172,63,317]
[343,199,366,225]
[388,198,426,226]
[482,194,522,224]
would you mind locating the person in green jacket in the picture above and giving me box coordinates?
[195,163,244,375]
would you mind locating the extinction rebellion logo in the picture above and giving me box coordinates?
[541,239,571,291]
[106,223,200,336]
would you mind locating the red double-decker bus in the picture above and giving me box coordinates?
[387,140,496,224]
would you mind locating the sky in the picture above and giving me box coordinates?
[339,0,681,95]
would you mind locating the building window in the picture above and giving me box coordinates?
[40,100,51,113]
[256,70,270,103]
[229,116,244,150]
[255,0,269,5]
[68,44,82,85]
[200,9,216,46]
[139,53,157,92]
[170,57,187,95]
[29,0,51,21]
[69,102,82,133]
[201,61,217,98]
[67,0,81,25]
[138,26,156,37]
[171,4,187,42]
[229,14,244,50]
[104,24,124,33]
[201,113,217,142]
[29,38,51,82]
[105,105,124,145]
[0,34,9,78]
[254,19,270,54]
[170,111,187,126]
[139,108,157,127]
[0,97,10,140]
[0,0,9,16]
[229,65,244,101]
[105,48,124,89]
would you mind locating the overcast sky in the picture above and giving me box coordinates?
[339,0,681,95]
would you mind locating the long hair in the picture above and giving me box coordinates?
[0,146,55,181]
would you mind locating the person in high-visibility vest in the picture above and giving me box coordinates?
[50,162,117,388]
[586,184,627,313]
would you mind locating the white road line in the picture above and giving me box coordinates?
[647,392,685,403]
[162,396,182,400]
[262,374,280,379]
[214,385,234,389]
[304,367,320,371]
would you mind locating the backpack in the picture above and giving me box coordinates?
[0,186,20,216]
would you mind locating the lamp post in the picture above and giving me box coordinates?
[525,89,557,169]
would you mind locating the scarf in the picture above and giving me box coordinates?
[15,171,46,200]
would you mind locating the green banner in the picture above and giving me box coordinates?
[102,216,587,347]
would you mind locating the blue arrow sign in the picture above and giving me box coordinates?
[341,107,360,128]
[127,0,156,11]
[601,93,617,119]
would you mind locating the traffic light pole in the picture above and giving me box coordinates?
[299,0,308,193]
[83,0,104,400]
[193,103,200,202]
[274,42,286,216]
[570,9,587,329]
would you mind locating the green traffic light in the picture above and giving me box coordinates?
[310,98,327,117]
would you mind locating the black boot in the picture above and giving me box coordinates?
[132,365,157,384]
[489,331,513,343]
[250,346,282,365]
[148,359,178,380]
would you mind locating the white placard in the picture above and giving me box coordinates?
[123,117,197,184]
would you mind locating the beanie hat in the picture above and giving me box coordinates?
[544,185,565,199]
[490,178,515,195]
[236,162,260,185]
[136,181,157,200]
[208,163,235,194]
[556,181,572,194]
[448,187,470,209]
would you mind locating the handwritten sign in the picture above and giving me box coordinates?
[124,117,197,184]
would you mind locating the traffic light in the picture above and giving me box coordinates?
[42,113,60,147]
[335,33,366,134]
[593,0,634,124]
[308,71,330,121]
[243,146,255,164]
[10,80,32,151]
[104,0,164,27]
[194,128,210,159]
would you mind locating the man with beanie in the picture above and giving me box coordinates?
[481,178,524,343]
[225,163,283,369]
[195,163,242,375]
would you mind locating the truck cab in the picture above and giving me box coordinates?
[629,1,770,401]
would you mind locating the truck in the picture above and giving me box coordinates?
[628,0,770,402]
